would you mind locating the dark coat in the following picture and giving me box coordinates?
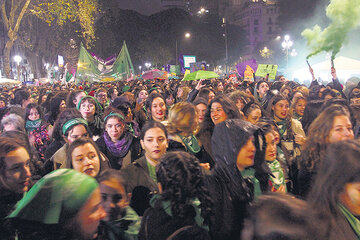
[120,156,158,216]
[0,187,23,239]
[138,200,209,240]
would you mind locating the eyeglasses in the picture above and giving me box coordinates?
[101,193,123,204]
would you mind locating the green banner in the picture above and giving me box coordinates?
[76,41,134,83]
[255,64,278,80]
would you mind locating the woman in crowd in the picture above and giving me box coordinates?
[97,169,140,240]
[166,102,213,169]
[24,103,51,162]
[193,97,208,124]
[120,121,168,216]
[297,104,354,197]
[243,101,262,125]
[139,151,211,240]
[270,94,305,175]
[66,90,86,108]
[66,137,110,178]
[108,87,119,104]
[207,119,269,240]
[77,95,103,137]
[198,95,241,163]
[229,90,253,115]
[44,92,67,125]
[254,80,269,103]
[257,121,287,193]
[0,113,25,133]
[7,169,106,240]
[49,111,92,170]
[0,137,31,239]
[96,108,141,170]
[308,140,360,239]
[135,87,148,105]
[290,96,307,121]
[144,92,167,122]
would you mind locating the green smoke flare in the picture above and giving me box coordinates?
[302,0,360,60]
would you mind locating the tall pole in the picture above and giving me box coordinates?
[223,18,228,75]
[175,40,178,66]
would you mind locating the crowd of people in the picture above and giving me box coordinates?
[0,66,359,240]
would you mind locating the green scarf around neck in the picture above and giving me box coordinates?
[339,204,360,239]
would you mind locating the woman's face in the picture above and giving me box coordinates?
[105,117,124,142]
[111,89,119,99]
[208,91,216,103]
[28,108,40,121]
[339,182,360,216]
[76,188,106,240]
[272,100,290,121]
[71,142,100,177]
[140,127,168,162]
[245,108,262,125]
[100,181,128,222]
[265,132,277,161]
[138,90,148,102]
[196,103,207,123]
[327,115,354,143]
[177,87,183,98]
[211,102,227,125]
[1,147,31,194]
[80,100,96,119]
[236,99,245,112]
[294,99,307,116]
[236,138,256,171]
[41,95,47,103]
[166,94,175,106]
[151,97,166,122]
[59,100,66,112]
[74,92,86,106]
[66,125,89,144]
[217,82,224,92]
[257,82,269,98]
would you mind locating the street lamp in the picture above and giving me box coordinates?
[145,62,151,70]
[290,49,297,57]
[175,32,191,66]
[139,65,142,74]
[281,34,293,69]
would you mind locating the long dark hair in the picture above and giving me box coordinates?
[25,103,44,121]
[156,151,212,225]
[308,140,360,239]
[200,95,241,136]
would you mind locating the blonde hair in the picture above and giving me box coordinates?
[167,102,198,135]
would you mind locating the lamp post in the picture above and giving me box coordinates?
[139,66,142,74]
[222,18,228,75]
[175,32,191,66]
[145,62,151,70]
[281,34,293,69]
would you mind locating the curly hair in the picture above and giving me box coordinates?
[156,151,212,225]
[300,104,350,171]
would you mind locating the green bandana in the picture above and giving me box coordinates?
[76,95,99,110]
[150,194,209,231]
[8,169,98,224]
[104,112,125,123]
[276,120,287,137]
[25,119,42,132]
[62,118,88,135]
[339,204,360,239]
[241,168,262,199]
[267,159,287,192]
[177,134,201,154]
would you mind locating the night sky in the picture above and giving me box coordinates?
[116,0,162,15]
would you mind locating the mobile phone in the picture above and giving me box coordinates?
[203,79,211,85]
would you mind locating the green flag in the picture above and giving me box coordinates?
[76,41,134,83]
